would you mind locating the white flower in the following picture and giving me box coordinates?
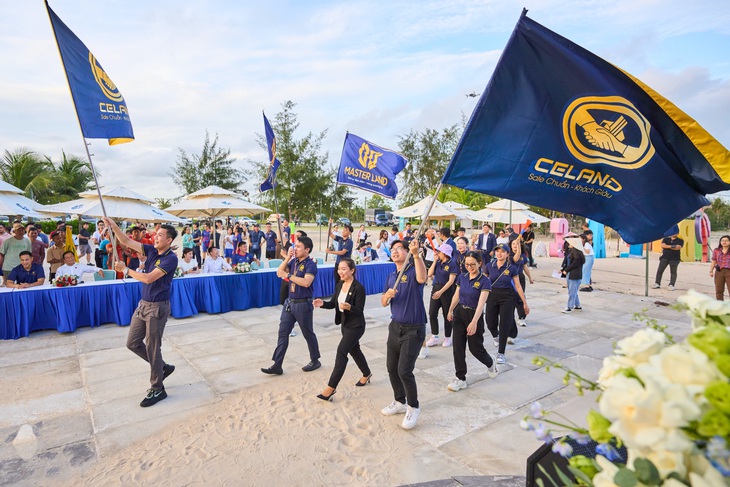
[598,354,637,388]
[687,453,728,487]
[678,289,730,329]
[615,328,666,364]
[593,455,621,487]
[644,449,688,479]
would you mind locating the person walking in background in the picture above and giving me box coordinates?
[579,232,595,292]
[522,223,536,268]
[380,238,427,430]
[77,221,93,264]
[313,258,371,402]
[510,238,533,327]
[653,232,683,291]
[326,223,353,286]
[562,237,586,313]
[710,235,730,300]
[446,250,498,392]
[473,223,497,265]
[191,222,202,267]
[426,243,458,349]
[375,229,390,261]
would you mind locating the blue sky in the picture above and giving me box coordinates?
[0,0,728,203]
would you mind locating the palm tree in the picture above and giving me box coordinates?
[155,198,172,210]
[46,151,96,204]
[0,148,54,201]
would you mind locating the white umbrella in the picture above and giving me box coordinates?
[470,207,549,224]
[166,185,270,218]
[79,186,154,203]
[484,198,529,211]
[0,180,49,218]
[392,196,460,220]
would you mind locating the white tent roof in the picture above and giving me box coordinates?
[470,207,550,225]
[392,196,460,220]
[42,196,184,223]
[186,185,242,198]
[166,185,270,218]
[0,192,48,218]
[79,186,154,203]
[0,180,23,194]
[484,198,529,211]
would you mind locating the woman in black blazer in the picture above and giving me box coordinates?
[313,258,371,401]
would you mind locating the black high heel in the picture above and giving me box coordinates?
[355,374,372,387]
[316,389,336,401]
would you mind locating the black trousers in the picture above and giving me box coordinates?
[327,325,371,389]
[192,245,201,267]
[655,258,679,286]
[386,321,424,408]
[515,273,527,320]
[429,283,454,337]
[486,287,517,354]
[271,300,320,367]
[452,305,493,381]
[266,249,277,260]
[525,243,534,266]
[279,281,289,306]
[251,248,261,260]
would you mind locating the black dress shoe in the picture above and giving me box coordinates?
[261,366,283,375]
[316,390,336,401]
[355,374,372,387]
[302,360,321,372]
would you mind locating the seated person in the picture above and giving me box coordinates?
[55,251,104,280]
[231,241,259,266]
[357,242,372,262]
[203,247,232,273]
[6,251,45,289]
[178,248,200,275]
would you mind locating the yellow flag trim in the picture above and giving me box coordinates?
[109,137,134,146]
[620,68,730,183]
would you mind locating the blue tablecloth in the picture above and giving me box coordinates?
[0,262,395,340]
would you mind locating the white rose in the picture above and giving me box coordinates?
[615,329,666,364]
[598,355,637,388]
[678,290,730,329]
[644,449,688,479]
[688,454,727,487]
[593,455,621,487]
[640,344,722,391]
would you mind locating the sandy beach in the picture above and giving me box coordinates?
[0,228,718,486]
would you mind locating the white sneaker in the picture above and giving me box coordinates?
[418,347,429,359]
[290,329,297,337]
[426,335,440,347]
[496,353,506,365]
[441,337,452,347]
[668,285,675,291]
[447,378,467,392]
[519,320,527,327]
[488,363,499,379]
[652,283,660,289]
[493,337,499,347]
[507,337,515,345]
[401,406,421,429]
[381,400,408,416]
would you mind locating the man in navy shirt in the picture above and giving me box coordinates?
[191,222,202,266]
[106,218,179,408]
[380,238,427,430]
[262,236,321,375]
[6,251,45,288]
[248,223,265,260]
[263,222,279,260]
[326,223,354,286]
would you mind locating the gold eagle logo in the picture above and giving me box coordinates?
[358,143,382,170]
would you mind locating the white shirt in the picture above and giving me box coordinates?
[375,240,389,261]
[178,258,199,273]
[203,256,232,273]
[55,262,101,279]
[583,242,594,256]
[496,236,509,245]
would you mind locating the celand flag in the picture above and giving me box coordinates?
[45,2,134,145]
[441,10,730,244]
[336,133,408,199]
[259,113,282,193]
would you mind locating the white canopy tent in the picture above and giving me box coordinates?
[0,180,49,219]
[470,198,550,225]
[166,185,270,219]
[392,196,461,220]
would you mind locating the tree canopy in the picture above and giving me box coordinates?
[170,131,245,195]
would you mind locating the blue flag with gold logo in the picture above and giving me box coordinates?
[259,113,281,193]
[46,2,134,145]
[442,10,730,244]
[337,133,408,199]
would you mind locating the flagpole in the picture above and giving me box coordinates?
[324,182,338,262]
[388,182,444,297]
[45,2,118,270]
[272,184,286,259]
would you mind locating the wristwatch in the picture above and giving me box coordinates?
[123,267,130,278]
[287,273,292,279]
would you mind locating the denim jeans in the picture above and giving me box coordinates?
[567,279,581,309]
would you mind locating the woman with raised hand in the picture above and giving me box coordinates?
[313,258,371,401]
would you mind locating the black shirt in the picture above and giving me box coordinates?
[79,229,90,245]
[661,237,683,261]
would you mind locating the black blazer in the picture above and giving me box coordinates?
[321,278,366,328]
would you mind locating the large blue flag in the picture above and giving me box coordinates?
[260,113,281,193]
[337,133,408,199]
[46,2,134,145]
[442,10,730,244]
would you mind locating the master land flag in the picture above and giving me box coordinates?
[260,113,281,193]
[46,1,134,145]
[441,10,730,244]
[337,133,408,199]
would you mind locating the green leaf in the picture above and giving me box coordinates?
[666,472,690,485]
[633,458,660,484]
[537,463,561,487]
[553,462,577,486]
[614,467,638,487]
[568,466,594,486]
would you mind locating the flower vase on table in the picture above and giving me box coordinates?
[233,263,251,274]
[52,275,79,287]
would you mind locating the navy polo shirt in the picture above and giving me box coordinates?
[512,254,529,275]
[288,256,317,299]
[454,250,468,274]
[249,230,264,250]
[433,257,458,286]
[456,272,491,308]
[334,236,353,263]
[264,231,278,251]
[7,263,45,284]
[231,252,254,265]
[485,260,519,290]
[141,244,178,302]
[385,263,426,325]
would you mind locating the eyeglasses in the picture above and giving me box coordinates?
[391,246,404,253]
[465,262,478,268]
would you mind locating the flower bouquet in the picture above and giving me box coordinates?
[173,267,184,278]
[52,275,79,287]
[522,290,730,486]
[233,262,251,274]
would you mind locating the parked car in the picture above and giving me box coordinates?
[375,214,389,226]
[315,214,328,226]
[239,217,257,226]
[336,217,351,226]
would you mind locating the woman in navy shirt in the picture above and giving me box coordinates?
[446,251,498,392]
[485,243,529,365]
[510,238,533,327]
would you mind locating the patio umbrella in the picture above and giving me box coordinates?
[392,196,460,220]
[470,206,549,225]
[0,180,49,219]
[166,185,270,219]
